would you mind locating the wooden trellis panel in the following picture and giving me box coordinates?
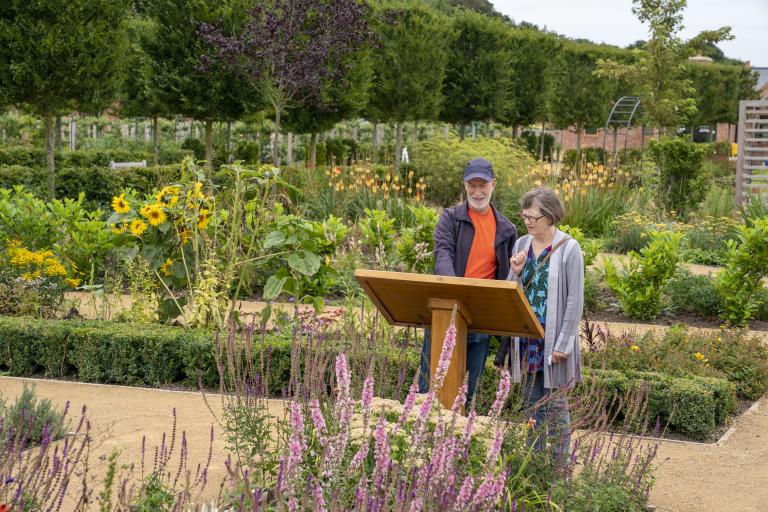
[736,99,768,206]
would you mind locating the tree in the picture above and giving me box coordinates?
[201,0,372,166]
[546,42,628,150]
[0,0,130,197]
[687,62,758,127]
[144,0,255,174]
[366,1,452,171]
[120,15,170,166]
[596,0,732,135]
[440,9,514,139]
[283,48,373,168]
[503,28,560,137]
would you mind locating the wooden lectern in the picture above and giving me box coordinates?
[355,269,544,411]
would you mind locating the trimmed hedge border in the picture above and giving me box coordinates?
[0,316,736,440]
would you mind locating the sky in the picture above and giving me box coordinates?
[491,0,767,65]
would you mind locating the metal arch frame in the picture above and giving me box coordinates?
[602,96,642,168]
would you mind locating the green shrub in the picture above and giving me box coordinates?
[396,205,438,273]
[562,147,605,171]
[519,130,555,162]
[586,368,724,440]
[715,218,768,326]
[551,466,647,512]
[647,137,709,220]
[559,225,601,267]
[664,270,721,317]
[584,325,767,402]
[411,136,535,210]
[603,231,682,319]
[1,383,69,444]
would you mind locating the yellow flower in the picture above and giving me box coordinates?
[630,345,640,351]
[325,255,331,266]
[142,204,167,227]
[111,194,131,214]
[111,224,124,235]
[160,258,173,277]
[21,271,41,281]
[129,219,148,236]
[694,352,707,362]
[156,186,180,207]
[197,208,211,229]
[43,258,67,277]
[179,230,192,245]
[65,277,81,288]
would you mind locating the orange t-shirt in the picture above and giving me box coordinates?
[465,208,497,279]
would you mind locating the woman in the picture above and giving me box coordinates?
[494,186,584,464]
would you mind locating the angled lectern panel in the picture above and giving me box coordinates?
[354,269,544,339]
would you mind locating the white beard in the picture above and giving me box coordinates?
[468,192,492,212]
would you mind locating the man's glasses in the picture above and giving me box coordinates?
[519,212,545,223]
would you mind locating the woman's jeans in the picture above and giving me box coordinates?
[522,370,571,465]
[418,328,491,410]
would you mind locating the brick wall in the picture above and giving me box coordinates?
[548,123,736,151]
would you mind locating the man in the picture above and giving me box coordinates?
[418,157,518,408]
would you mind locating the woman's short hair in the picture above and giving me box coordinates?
[520,187,565,225]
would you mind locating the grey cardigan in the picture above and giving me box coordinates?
[507,229,584,389]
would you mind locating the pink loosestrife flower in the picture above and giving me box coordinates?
[454,475,475,509]
[290,401,306,451]
[309,398,327,438]
[451,381,469,414]
[313,479,328,512]
[373,416,390,482]
[361,376,375,425]
[489,369,511,419]
[433,324,457,389]
[397,382,419,431]
[486,427,504,465]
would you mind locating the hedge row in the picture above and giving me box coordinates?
[0,146,190,168]
[0,164,181,207]
[0,317,736,440]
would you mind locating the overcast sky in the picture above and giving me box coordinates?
[491,0,767,65]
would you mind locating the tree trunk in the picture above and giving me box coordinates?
[55,115,62,150]
[459,124,466,141]
[512,125,519,139]
[309,133,318,168]
[226,121,233,163]
[576,130,582,151]
[395,122,403,173]
[272,108,281,166]
[443,125,449,141]
[44,113,55,199]
[69,117,77,150]
[152,116,159,167]
[204,119,214,175]
[286,132,293,166]
[538,122,546,164]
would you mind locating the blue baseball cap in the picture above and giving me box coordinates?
[463,157,495,182]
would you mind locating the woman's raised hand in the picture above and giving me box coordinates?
[510,250,526,275]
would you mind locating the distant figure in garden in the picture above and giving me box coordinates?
[494,186,584,465]
[418,157,518,408]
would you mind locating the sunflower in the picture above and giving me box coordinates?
[197,208,211,229]
[142,204,167,227]
[111,194,131,214]
[160,258,173,277]
[156,186,180,207]
[129,219,148,236]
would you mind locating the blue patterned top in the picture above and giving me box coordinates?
[519,243,550,373]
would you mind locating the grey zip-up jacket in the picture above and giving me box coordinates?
[498,229,584,389]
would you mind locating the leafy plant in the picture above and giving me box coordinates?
[359,208,397,269]
[396,205,438,273]
[603,231,682,319]
[648,137,709,220]
[0,384,68,445]
[715,218,768,326]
